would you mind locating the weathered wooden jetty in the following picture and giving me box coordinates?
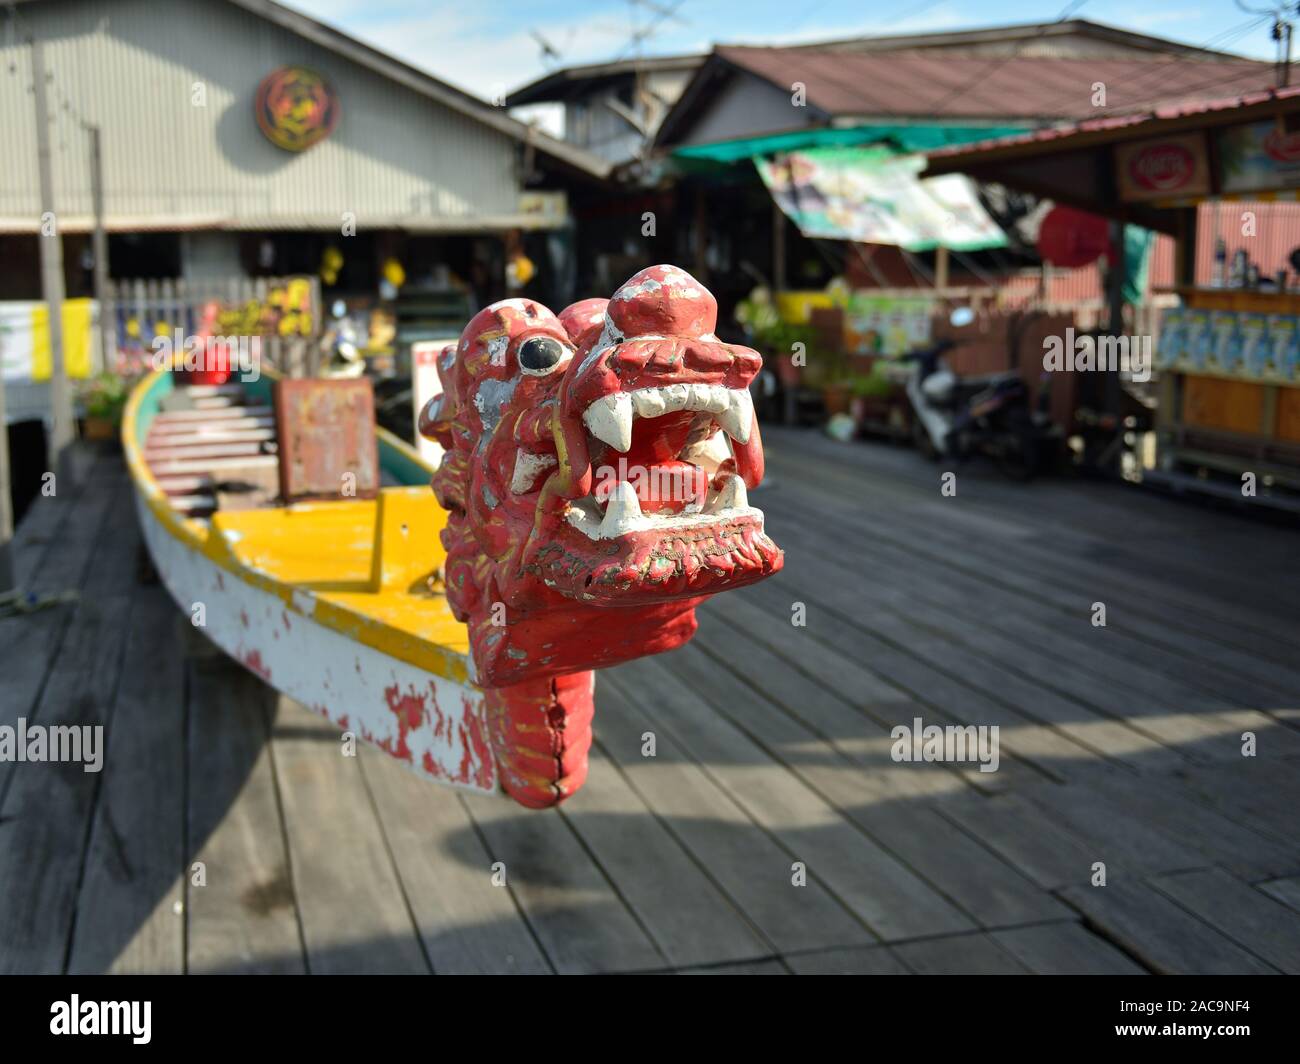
[1,429,1297,974]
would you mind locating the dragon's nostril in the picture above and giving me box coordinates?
[519,336,565,374]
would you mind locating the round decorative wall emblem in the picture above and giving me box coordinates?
[254,66,339,152]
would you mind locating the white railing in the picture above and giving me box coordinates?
[103,275,323,377]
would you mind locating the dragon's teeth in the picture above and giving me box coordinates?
[599,480,642,537]
[661,384,690,413]
[587,384,752,450]
[717,388,753,444]
[633,389,666,418]
[712,473,748,512]
[583,392,634,452]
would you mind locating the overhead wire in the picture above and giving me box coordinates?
[1083,13,1274,120]
[924,0,1091,115]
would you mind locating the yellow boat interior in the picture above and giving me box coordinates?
[123,370,471,682]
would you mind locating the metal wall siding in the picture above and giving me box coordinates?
[0,0,520,227]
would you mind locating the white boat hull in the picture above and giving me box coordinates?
[135,490,498,795]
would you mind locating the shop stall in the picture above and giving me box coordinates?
[925,86,1300,510]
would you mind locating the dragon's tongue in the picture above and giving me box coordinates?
[623,410,695,465]
[595,459,706,515]
[597,412,703,516]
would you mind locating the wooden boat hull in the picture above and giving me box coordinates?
[124,369,498,796]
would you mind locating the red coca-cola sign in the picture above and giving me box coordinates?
[1128,143,1196,192]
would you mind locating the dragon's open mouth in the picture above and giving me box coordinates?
[521,367,779,604]
[563,384,759,539]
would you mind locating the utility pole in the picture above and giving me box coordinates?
[87,123,112,372]
[31,35,76,467]
[0,360,12,593]
[1237,2,1298,87]
[1279,19,1293,88]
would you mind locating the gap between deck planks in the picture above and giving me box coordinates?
[762,441,1300,719]
[710,571,1299,879]
[606,651,1068,934]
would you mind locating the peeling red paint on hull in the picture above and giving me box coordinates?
[134,490,497,796]
[239,648,273,682]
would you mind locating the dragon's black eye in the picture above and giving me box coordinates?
[518,335,567,374]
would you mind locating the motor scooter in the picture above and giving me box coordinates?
[898,328,1054,480]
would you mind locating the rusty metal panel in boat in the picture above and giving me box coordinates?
[275,378,381,501]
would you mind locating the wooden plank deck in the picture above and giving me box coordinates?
[1,430,1297,974]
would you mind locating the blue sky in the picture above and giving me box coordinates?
[286,0,1287,107]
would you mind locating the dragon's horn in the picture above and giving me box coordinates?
[417,342,458,447]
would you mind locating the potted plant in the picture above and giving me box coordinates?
[845,356,908,435]
[738,287,857,423]
[80,372,129,444]
[783,324,850,415]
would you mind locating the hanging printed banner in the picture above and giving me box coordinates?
[844,294,934,356]
[1216,121,1300,194]
[755,147,1007,251]
[1114,132,1210,202]
[255,66,339,152]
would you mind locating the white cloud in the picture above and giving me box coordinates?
[1126,11,1206,29]
[280,0,643,100]
[274,0,974,102]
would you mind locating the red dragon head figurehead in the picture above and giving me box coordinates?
[419,265,783,806]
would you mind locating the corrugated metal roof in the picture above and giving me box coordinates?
[511,16,1243,110]
[506,54,704,106]
[714,45,1277,120]
[925,84,1300,163]
[790,18,1253,60]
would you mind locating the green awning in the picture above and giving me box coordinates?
[671,124,1032,165]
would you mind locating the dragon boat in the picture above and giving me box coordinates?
[124,265,783,808]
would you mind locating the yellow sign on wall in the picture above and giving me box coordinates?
[0,298,94,382]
